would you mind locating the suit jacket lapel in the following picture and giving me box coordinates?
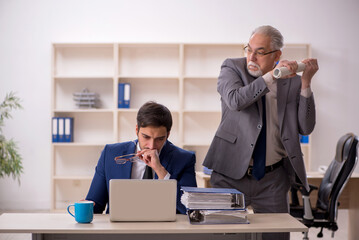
[118,141,137,179]
[277,78,291,133]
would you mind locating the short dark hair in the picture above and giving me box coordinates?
[137,101,172,133]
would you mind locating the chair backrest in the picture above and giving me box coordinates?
[316,133,358,222]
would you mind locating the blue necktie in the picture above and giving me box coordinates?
[252,96,266,180]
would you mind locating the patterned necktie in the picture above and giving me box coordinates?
[252,95,266,180]
[143,165,153,179]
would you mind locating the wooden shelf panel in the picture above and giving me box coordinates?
[54,145,103,177]
[118,77,180,110]
[183,44,244,76]
[183,77,221,111]
[53,176,93,180]
[54,77,114,110]
[281,44,310,62]
[52,143,107,147]
[54,45,114,76]
[183,112,220,145]
[183,145,210,172]
[118,44,180,77]
[54,112,114,143]
[54,179,92,210]
[53,109,114,113]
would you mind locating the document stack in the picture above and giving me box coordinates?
[181,187,249,224]
[73,88,98,108]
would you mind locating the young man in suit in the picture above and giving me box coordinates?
[203,25,318,240]
[86,101,197,214]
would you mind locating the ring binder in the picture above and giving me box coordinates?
[181,187,249,224]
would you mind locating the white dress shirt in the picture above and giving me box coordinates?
[250,72,313,166]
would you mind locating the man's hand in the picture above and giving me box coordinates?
[271,60,299,79]
[137,149,168,179]
[301,58,319,89]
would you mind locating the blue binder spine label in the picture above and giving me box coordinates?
[52,117,58,142]
[123,83,130,108]
[58,118,64,142]
[64,117,74,142]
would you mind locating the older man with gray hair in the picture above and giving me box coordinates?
[203,25,318,240]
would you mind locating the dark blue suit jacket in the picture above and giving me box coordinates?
[86,140,197,214]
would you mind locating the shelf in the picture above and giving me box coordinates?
[182,110,220,114]
[118,44,179,77]
[281,44,311,62]
[118,76,179,80]
[183,77,221,111]
[183,145,211,172]
[53,176,93,180]
[118,77,180,110]
[52,142,107,147]
[183,44,244,77]
[54,109,114,113]
[183,76,218,79]
[54,75,114,79]
[51,42,311,211]
[53,145,104,177]
[182,143,211,147]
[53,45,114,76]
[183,112,220,145]
[54,179,92,210]
[54,111,114,143]
[53,77,114,110]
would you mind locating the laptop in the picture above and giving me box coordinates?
[109,179,177,222]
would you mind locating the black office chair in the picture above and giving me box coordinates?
[290,133,358,240]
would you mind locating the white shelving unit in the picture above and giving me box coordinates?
[51,43,311,211]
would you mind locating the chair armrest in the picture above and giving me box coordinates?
[292,182,318,196]
[308,184,318,191]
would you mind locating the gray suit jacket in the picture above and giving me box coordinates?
[203,58,315,191]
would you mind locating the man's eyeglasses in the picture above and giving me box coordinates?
[244,46,279,57]
[114,153,141,164]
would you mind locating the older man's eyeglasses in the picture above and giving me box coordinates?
[114,153,141,164]
[244,46,278,57]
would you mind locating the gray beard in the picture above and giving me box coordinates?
[247,61,263,77]
[248,69,263,77]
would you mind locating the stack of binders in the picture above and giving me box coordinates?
[181,187,249,224]
[52,117,74,142]
[73,88,98,108]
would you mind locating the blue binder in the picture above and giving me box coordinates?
[181,187,246,210]
[58,117,65,142]
[118,83,131,108]
[181,187,243,194]
[52,117,59,142]
[64,117,74,142]
[118,83,125,108]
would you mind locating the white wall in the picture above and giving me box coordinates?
[0,0,358,210]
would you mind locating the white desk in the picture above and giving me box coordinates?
[0,213,307,240]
